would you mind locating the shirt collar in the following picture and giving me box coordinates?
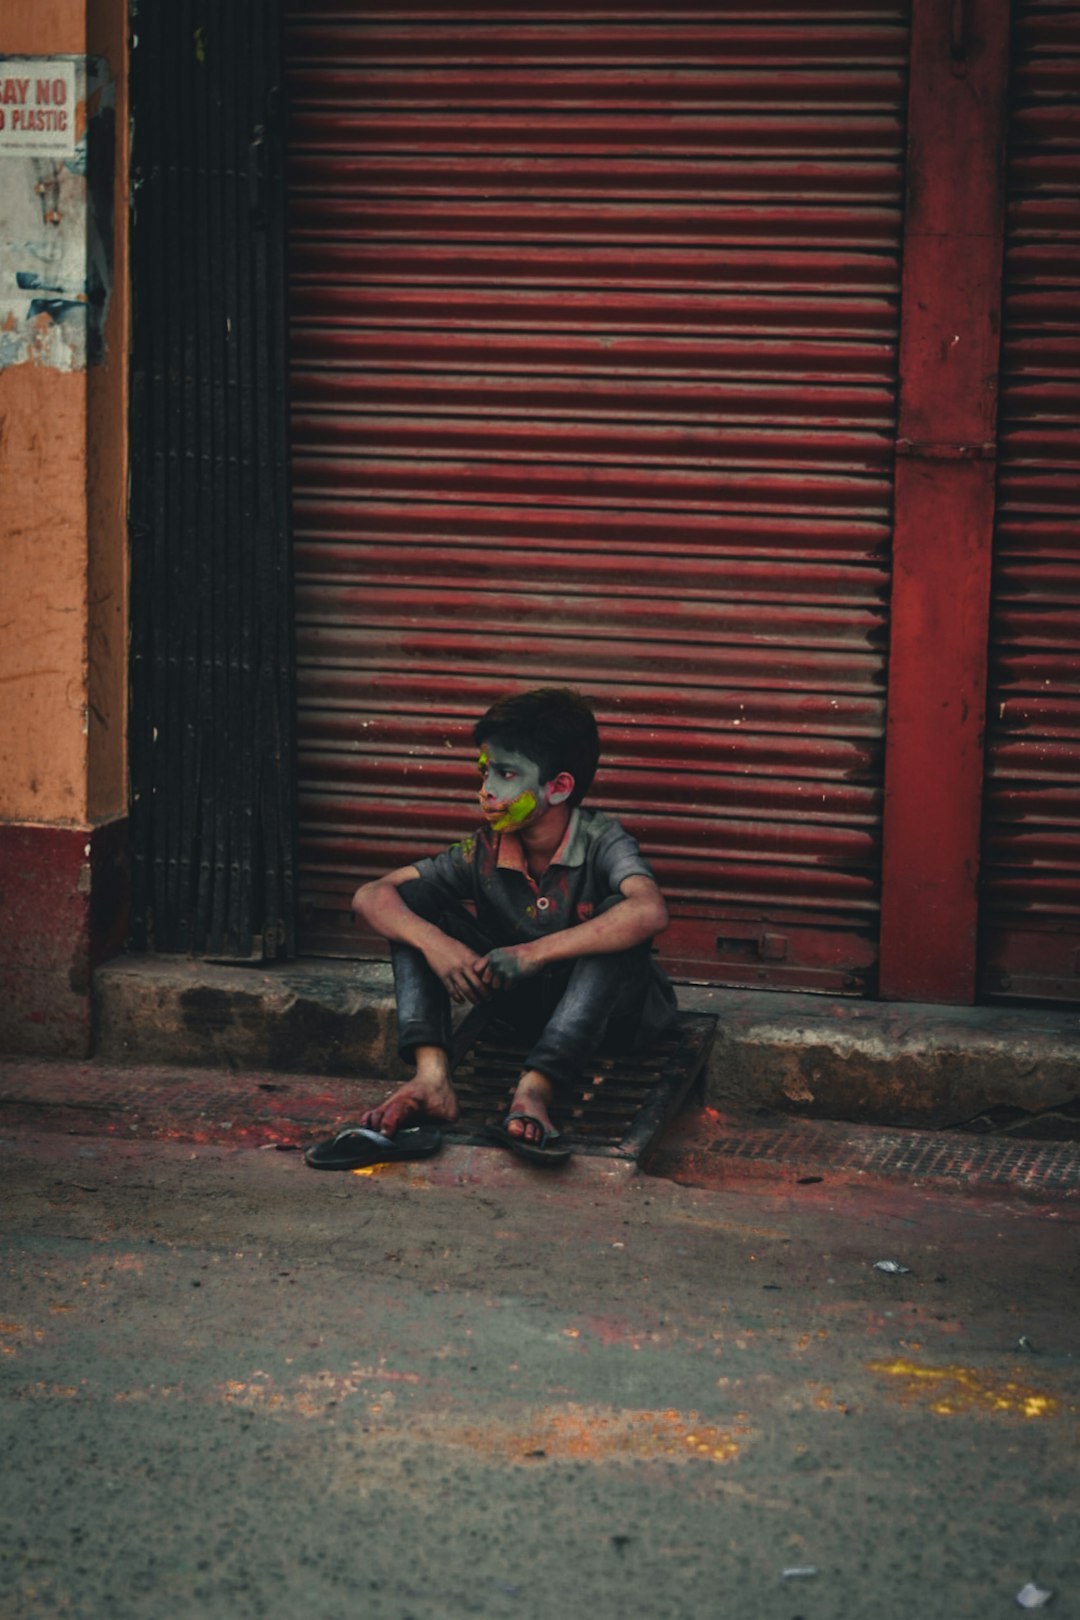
[553,807,586,867]
[495,831,529,874]
[495,808,585,873]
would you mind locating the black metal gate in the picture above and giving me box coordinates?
[128,0,296,957]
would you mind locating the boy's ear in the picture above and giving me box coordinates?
[547,770,575,806]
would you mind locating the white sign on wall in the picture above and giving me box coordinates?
[0,61,77,157]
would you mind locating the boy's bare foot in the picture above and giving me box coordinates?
[358,1048,460,1136]
[505,1070,557,1145]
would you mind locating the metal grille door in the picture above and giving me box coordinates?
[285,1,909,990]
[980,0,1080,1002]
[129,0,296,958]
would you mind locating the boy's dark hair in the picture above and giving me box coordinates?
[473,687,600,809]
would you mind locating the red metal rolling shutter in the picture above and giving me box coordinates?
[284,1,909,990]
[979,0,1080,1002]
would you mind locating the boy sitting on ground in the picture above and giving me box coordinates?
[349,686,677,1164]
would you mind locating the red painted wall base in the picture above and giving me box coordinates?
[0,818,129,1057]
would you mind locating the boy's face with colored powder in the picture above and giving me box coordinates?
[477,746,567,833]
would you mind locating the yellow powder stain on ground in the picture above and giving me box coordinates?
[0,1322,45,1355]
[113,1385,183,1404]
[215,1371,743,1464]
[806,1380,851,1414]
[220,1363,423,1418]
[349,1162,433,1187]
[868,1358,1059,1418]
[447,1404,743,1465]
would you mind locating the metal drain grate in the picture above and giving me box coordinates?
[692,1115,1080,1196]
[447,1012,717,1161]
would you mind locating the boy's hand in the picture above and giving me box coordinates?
[423,936,491,1005]
[476,943,543,991]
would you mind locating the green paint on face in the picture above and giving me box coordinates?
[477,746,548,832]
[491,790,538,832]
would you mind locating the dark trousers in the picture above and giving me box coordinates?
[392,878,674,1094]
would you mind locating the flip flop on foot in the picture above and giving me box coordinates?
[484,1113,572,1167]
[304,1123,443,1171]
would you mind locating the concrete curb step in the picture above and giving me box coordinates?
[93,955,1080,1133]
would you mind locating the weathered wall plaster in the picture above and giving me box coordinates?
[0,360,90,822]
[3,2,86,56]
[0,0,129,1056]
[0,11,127,828]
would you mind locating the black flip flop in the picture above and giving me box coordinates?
[304,1123,443,1171]
[484,1113,573,1167]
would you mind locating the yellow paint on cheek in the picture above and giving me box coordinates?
[492,790,537,830]
[868,1358,1060,1418]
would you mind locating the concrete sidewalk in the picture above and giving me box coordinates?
[93,954,1080,1135]
[3,1053,1078,1206]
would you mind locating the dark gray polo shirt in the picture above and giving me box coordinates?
[415,807,661,947]
[415,807,677,1035]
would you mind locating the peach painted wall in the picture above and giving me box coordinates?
[0,365,90,822]
[2,0,86,57]
[0,0,127,827]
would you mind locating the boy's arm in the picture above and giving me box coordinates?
[352,867,490,1004]
[476,875,668,988]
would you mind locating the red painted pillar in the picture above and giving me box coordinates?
[878,0,1010,1003]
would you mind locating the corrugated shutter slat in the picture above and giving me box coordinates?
[285,2,907,990]
[980,0,1080,1002]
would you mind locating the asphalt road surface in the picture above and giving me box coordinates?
[2,1127,1077,1620]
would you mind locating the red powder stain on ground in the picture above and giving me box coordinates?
[575,1315,641,1349]
[815,1301,966,1339]
[102,1119,311,1150]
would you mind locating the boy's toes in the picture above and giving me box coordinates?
[506,1112,553,1146]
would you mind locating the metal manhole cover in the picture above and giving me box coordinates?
[447,1012,717,1162]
